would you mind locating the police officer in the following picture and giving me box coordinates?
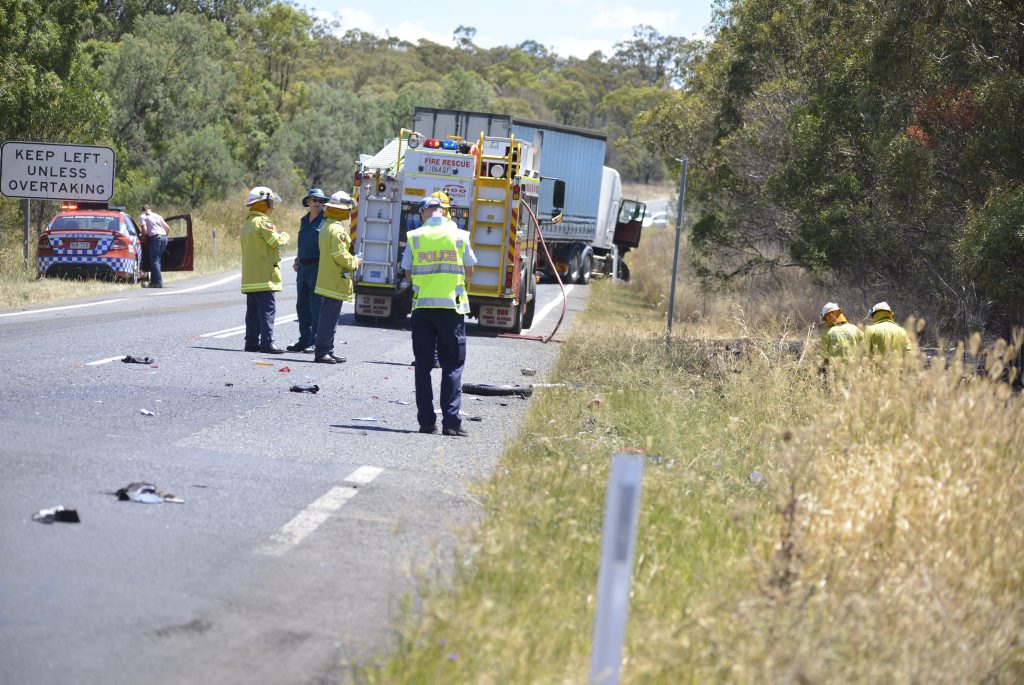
[401,196,477,436]
[287,188,328,352]
[866,302,913,355]
[312,191,361,364]
[241,186,290,353]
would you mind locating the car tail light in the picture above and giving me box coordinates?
[110,237,128,252]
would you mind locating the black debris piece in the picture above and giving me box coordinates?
[122,355,155,364]
[290,384,320,394]
[32,506,81,524]
[462,383,533,398]
[115,482,184,504]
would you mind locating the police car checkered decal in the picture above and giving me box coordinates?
[37,231,140,275]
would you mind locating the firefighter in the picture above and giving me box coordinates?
[401,196,477,436]
[287,188,329,353]
[820,302,864,361]
[866,302,913,355]
[312,191,361,364]
[241,186,289,354]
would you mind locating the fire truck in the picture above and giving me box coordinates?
[351,129,540,333]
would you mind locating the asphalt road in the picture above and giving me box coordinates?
[0,264,587,685]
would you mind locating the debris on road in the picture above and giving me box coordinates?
[32,506,81,524]
[290,384,319,393]
[122,355,155,364]
[254,361,273,367]
[390,399,410,405]
[462,383,533,398]
[353,416,379,422]
[521,368,537,376]
[140,408,155,416]
[115,482,184,504]
[278,366,291,373]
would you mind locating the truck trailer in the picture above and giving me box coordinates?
[412,107,647,282]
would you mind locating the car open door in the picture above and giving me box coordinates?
[159,214,194,271]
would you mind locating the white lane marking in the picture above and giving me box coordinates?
[86,355,125,366]
[345,465,383,485]
[533,284,574,326]
[256,466,383,557]
[0,298,128,319]
[149,273,239,296]
[202,313,298,339]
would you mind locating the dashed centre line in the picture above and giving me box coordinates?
[256,466,383,557]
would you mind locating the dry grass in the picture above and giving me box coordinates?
[357,256,1024,682]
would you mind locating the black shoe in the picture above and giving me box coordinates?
[442,426,469,437]
[419,424,437,434]
[286,342,312,352]
[244,345,259,352]
[259,345,286,354]
[314,354,346,364]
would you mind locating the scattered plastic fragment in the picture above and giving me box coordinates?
[468,416,483,422]
[749,471,765,486]
[225,383,233,387]
[254,361,274,367]
[140,408,155,416]
[290,384,319,393]
[115,482,184,504]
[521,368,537,376]
[278,366,291,373]
[352,417,379,422]
[587,396,603,407]
[122,355,155,364]
[32,506,81,524]
[390,399,410,405]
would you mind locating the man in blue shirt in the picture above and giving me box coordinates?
[287,188,328,352]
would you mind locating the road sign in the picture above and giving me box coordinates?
[1,141,115,201]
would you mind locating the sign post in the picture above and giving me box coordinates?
[1,141,115,203]
[589,453,645,685]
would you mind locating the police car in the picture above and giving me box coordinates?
[36,202,193,282]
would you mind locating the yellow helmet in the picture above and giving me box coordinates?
[430,191,451,209]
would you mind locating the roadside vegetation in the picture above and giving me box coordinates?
[358,228,1024,683]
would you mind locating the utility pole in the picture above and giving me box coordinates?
[666,156,688,342]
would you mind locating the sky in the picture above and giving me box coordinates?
[303,0,716,59]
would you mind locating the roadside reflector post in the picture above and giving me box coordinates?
[611,244,620,284]
[589,452,644,685]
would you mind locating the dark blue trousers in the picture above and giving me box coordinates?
[411,308,466,430]
[245,291,276,349]
[314,296,343,358]
[147,234,167,286]
[295,263,321,346]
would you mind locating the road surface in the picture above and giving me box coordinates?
[0,265,587,685]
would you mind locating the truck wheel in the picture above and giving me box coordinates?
[617,260,631,282]
[522,279,537,329]
[578,253,593,285]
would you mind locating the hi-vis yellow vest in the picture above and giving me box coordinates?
[241,210,289,293]
[408,221,470,314]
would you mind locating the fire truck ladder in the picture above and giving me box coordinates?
[469,133,519,298]
[358,188,398,284]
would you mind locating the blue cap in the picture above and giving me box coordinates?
[302,188,329,206]
[419,197,443,211]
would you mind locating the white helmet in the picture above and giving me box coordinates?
[870,301,893,315]
[327,190,354,209]
[247,186,281,206]
[821,302,840,320]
